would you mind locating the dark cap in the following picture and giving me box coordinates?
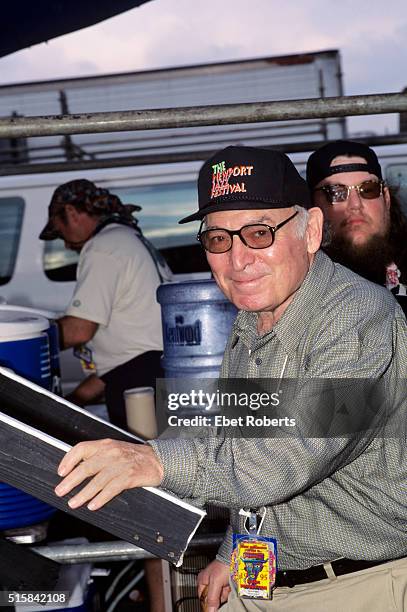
[39,179,141,240]
[179,145,311,224]
[306,140,382,190]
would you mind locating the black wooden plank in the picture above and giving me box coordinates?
[0,371,136,445]
[0,369,205,565]
[0,418,203,565]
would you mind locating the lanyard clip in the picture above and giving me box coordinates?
[239,507,266,537]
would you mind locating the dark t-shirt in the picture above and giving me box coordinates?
[395,293,407,317]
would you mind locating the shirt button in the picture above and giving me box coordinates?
[255,357,262,365]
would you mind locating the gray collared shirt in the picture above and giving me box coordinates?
[152,251,407,569]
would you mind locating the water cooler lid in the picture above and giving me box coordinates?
[157,279,227,304]
[0,310,50,339]
[0,304,59,320]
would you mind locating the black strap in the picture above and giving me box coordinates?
[275,557,391,588]
[91,215,171,283]
[328,163,374,175]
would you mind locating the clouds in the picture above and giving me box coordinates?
[0,0,405,134]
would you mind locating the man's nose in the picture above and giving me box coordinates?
[347,186,363,210]
[229,235,255,270]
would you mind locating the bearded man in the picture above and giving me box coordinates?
[307,140,407,305]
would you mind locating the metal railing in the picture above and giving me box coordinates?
[0,92,406,139]
[0,91,406,176]
[31,535,223,564]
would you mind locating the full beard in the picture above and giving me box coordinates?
[323,228,394,286]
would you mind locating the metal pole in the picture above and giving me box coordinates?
[31,536,224,564]
[0,93,406,139]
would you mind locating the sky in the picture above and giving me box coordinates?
[0,0,406,135]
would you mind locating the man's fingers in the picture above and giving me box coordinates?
[220,585,231,604]
[205,577,224,611]
[55,440,164,511]
[55,466,90,498]
[197,582,208,600]
[55,452,113,499]
[199,584,208,611]
[197,570,209,599]
[57,440,101,477]
[85,483,124,511]
[65,468,118,509]
[197,560,230,612]
[83,469,131,510]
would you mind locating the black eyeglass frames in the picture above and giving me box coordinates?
[197,210,299,254]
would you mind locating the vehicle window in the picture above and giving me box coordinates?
[116,181,208,274]
[43,239,79,282]
[0,197,25,286]
[43,180,209,281]
[385,164,407,215]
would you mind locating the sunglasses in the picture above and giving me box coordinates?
[314,180,384,204]
[197,211,298,254]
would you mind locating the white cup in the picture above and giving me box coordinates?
[123,386,158,440]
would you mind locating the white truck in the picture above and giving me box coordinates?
[0,49,346,308]
[1,49,406,385]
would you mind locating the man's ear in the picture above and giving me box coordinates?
[383,185,391,211]
[305,207,323,254]
[65,204,81,222]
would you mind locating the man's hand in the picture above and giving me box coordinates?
[197,559,230,612]
[54,439,164,510]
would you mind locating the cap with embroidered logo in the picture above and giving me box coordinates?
[179,145,311,224]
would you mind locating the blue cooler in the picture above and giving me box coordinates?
[0,305,61,394]
[0,308,56,530]
[157,279,237,378]
[0,310,52,388]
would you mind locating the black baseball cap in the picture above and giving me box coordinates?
[179,145,311,224]
[306,140,382,190]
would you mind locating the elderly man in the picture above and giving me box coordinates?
[54,147,407,611]
[307,140,407,304]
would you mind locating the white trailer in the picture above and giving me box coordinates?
[0,50,346,311]
[0,49,345,164]
[4,51,407,387]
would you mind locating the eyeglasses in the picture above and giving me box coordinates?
[314,180,384,204]
[197,211,298,254]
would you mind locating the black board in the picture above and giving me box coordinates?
[0,369,204,566]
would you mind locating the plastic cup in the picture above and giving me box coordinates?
[123,386,158,440]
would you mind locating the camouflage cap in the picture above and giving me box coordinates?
[39,179,142,240]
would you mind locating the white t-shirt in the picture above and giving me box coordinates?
[65,224,163,376]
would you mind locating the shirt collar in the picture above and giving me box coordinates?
[273,251,334,353]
